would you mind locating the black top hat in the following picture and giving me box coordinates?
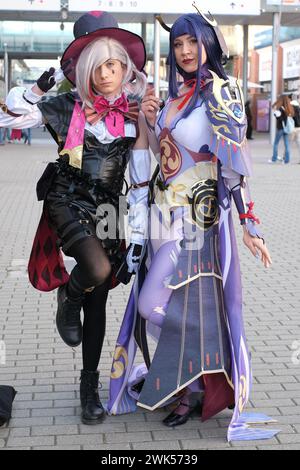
[61,11,146,86]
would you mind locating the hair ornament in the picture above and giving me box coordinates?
[192,2,218,28]
[155,15,171,33]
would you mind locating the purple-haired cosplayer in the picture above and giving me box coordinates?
[107,11,279,442]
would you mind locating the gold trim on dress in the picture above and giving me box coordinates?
[154,164,219,234]
[213,125,247,148]
[59,145,83,170]
[209,70,245,125]
[110,346,129,380]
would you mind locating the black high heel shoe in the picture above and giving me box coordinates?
[162,399,202,427]
[131,378,145,395]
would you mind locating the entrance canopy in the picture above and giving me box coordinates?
[1,1,300,26]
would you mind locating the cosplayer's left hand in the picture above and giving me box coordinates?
[115,243,143,285]
[243,227,272,268]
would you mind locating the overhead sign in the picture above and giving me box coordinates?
[258,46,272,82]
[69,0,261,16]
[0,0,60,10]
[267,0,300,5]
[282,0,300,4]
[254,26,300,49]
[283,43,300,79]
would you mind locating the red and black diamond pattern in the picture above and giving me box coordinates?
[28,208,125,292]
[28,208,69,292]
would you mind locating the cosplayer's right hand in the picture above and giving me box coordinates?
[36,68,56,93]
[141,86,160,128]
[34,59,73,95]
[126,243,143,274]
[243,227,272,268]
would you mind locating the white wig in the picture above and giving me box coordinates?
[76,37,147,108]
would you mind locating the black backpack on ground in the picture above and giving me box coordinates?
[0,385,17,427]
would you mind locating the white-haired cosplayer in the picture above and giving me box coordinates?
[76,37,147,108]
[0,11,151,425]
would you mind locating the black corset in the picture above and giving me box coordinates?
[81,131,135,191]
[38,93,137,199]
[56,132,136,196]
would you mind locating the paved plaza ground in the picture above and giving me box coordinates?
[0,129,300,450]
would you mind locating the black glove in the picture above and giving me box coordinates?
[36,67,56,93]
[115,243,143,285]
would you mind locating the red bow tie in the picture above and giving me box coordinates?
[85,93,139,137]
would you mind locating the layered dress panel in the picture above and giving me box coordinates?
[137,97,234,413]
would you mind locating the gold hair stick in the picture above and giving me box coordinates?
[155,15,171,33]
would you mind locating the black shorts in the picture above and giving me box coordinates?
[46,192,122,260]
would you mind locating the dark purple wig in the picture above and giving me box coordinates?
[168,13,228,118]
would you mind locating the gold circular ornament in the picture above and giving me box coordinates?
[188,179,218,230]
[111,346,129,379]
[238,375,247,413]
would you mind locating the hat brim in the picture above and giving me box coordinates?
[61,27,146,86]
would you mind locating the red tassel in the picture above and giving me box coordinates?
[171,79,206,111]
[239,201,261,224]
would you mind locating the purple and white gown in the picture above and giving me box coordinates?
[108,80,281,442]
[137,96,234,406]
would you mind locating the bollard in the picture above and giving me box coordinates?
[0,341,6,365]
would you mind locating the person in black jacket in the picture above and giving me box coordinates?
[245,100,254,140]
[270,94,294,164]
[290,96,300,164]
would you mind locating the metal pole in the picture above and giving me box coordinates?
[154,15,160,97]
[271,12,281,144]
[30,23,34,52]
[60,31,64,54]
[4,43,9,98]
[142,22,147,46]
[243,25,249,101]
[8,58,12,92]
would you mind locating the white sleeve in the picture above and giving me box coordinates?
[128,149,151,245]
[0,86,43,129]
[221,165,241,190]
